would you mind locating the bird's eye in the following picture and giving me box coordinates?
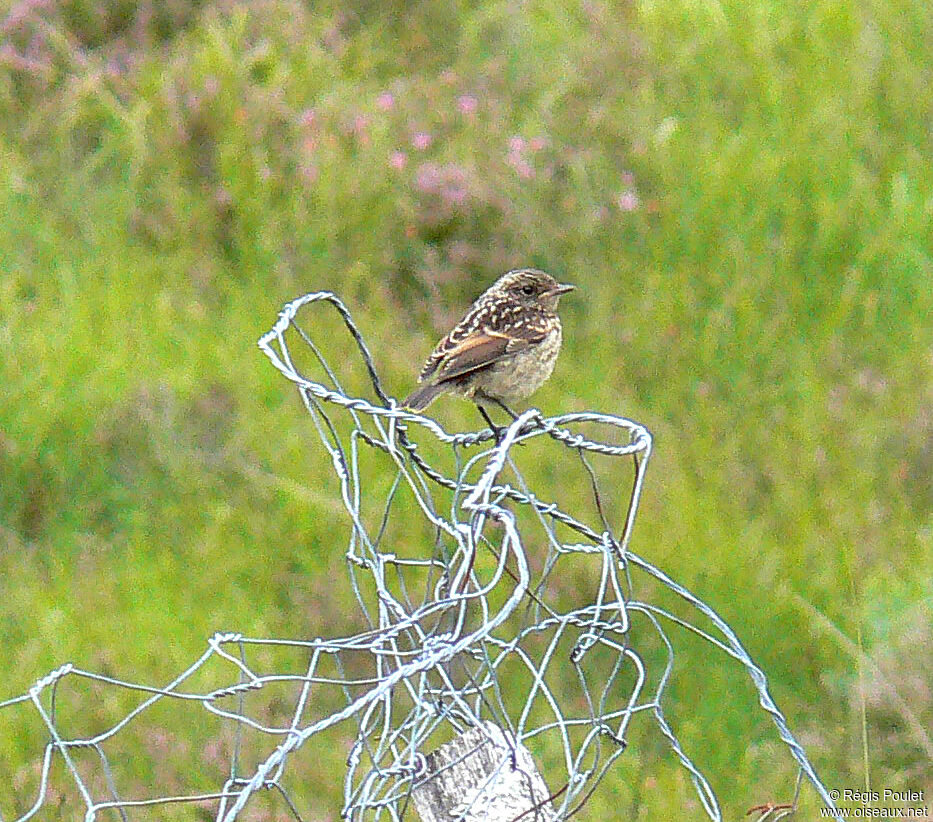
[521,284,535,295]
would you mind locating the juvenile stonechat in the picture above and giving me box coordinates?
[403,269,573,434]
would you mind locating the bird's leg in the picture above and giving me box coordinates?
[476,399,527,446]
[492,398,535,441]
[491,398,519,420]
[475,404,505,444]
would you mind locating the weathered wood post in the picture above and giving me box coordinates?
[412,721,556,822]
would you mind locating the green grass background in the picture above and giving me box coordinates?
[1,0,931,818]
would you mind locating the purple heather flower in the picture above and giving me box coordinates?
[412,132,433,150]
[616,190,640,211]
[513,160,535,179]
[509,135,527,153]
[457,94,478,115]
[415,163,470,205]
[352,113,370,144]
[415,162,442,192]
[376,91,395,111]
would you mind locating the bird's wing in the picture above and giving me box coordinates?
[426,325,547,384]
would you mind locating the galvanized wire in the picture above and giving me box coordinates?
[0,291,842,822]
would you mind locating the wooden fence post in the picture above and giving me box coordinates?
[412,721,556,822]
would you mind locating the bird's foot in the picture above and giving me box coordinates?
[476,404,523,447]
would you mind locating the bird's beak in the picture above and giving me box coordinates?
[548,283,575,297]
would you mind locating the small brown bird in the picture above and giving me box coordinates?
[404,269,574,434]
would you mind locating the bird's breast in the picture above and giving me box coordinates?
[471,324,563,404]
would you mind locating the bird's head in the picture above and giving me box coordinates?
[490,268,575,312]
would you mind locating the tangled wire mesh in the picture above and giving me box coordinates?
[0,291,842,822]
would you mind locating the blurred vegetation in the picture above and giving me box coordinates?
[1,0,931,817]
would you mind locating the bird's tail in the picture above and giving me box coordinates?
[403,382,446,411]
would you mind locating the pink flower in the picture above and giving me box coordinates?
[415,163,442,192]
[529,136,548,151]
[506,137,535,179]
[3,0,49,32]
[412,132,433,150]
[414,163,470,205]
[457,94,478,115]
[376,91,395,111]
[443,179,469,204]
[389,151,407,170]
[352,113,370,144]
[616,190,640,211]
[513,160,535,179]
[300,108,317,128]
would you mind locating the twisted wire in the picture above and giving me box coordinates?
[0,291,841,822]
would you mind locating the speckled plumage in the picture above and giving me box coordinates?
[404,269,573,413]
